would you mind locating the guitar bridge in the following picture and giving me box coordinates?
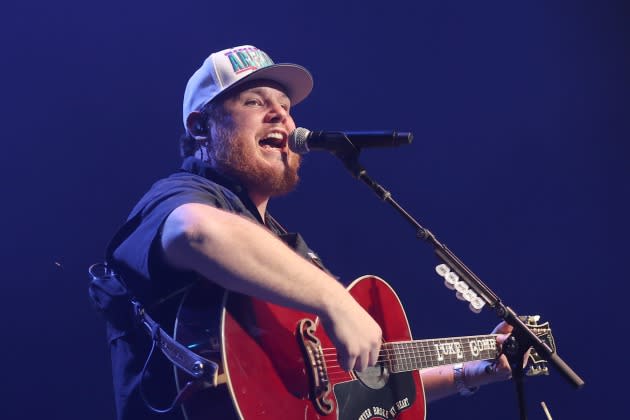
[296,318,333,415]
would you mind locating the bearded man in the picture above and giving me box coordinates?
[99,45,511,420]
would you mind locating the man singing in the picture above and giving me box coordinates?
[99,45,511,419]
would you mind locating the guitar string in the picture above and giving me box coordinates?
[307,346,507,379]
[319,336,501,355]
[315,352,500,377]
[293,330,537,373]
[318,339,500,372]
[321,355,499,369]
[307,344,500,376]
[320,353,499,369]
[318,334,500,353]
[319,351,498,362]
[320,342,499,353]
[319,348,500,359]
[319,344,500,359]
[323,352,502,377]
[316,343,500,372]
[321,353,498,370]
[320,353,499,364]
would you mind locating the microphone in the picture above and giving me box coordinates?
[289,127,413,155]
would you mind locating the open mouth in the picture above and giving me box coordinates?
[259,132,286,150]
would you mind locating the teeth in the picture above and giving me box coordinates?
[259,131,285,148]
[266,132,283,140]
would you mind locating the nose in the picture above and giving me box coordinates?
[265,102,289,124]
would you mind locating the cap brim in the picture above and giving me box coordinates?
[213,63,313,107]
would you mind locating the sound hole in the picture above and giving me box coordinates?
[354,363,390,389]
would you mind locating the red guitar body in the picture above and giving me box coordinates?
[174,275,426,420]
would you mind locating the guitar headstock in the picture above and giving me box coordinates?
[519,315,556,377]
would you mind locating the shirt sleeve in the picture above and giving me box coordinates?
[109,172,249,303]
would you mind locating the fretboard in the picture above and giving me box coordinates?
[382,334,500,373]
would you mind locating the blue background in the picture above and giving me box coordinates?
[1,0,627,418]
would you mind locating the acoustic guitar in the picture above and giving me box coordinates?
[174,275,553,419]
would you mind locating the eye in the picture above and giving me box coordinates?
[244,97,263,106]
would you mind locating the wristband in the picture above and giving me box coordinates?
[453,363,479,396]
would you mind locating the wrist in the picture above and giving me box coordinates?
[453,363,479,396]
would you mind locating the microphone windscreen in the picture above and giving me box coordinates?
[288,127,311,154]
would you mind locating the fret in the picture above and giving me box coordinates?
[383,334,500,373]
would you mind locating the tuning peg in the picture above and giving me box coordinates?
[519,315,541,325]
[526,363,550,377]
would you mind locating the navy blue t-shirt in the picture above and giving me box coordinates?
[104,157,322,420]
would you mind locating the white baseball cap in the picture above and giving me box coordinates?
[182,45,313,131]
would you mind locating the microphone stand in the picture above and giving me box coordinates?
[332,147,584,420]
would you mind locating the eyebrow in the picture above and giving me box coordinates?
[246,87,291,103]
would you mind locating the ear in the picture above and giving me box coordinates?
[185,111,210,141]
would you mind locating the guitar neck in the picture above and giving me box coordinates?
[383,334,500,373]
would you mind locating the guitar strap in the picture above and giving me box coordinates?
[88,262,219,413]
[266,214,335,276]
[88,212,219,414]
